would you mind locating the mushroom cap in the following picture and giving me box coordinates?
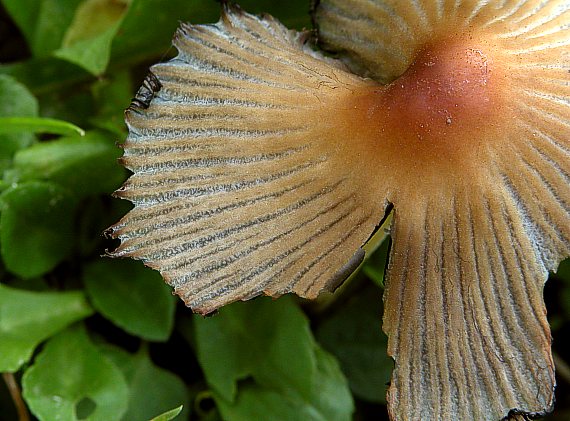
[109,1,569,420]
[110,8,388,312]
[316,1,569,419]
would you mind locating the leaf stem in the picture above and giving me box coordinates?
[2,373,30,421]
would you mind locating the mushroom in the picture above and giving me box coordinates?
[108,1,569,420]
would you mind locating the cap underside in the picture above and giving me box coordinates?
[110,1,569,420]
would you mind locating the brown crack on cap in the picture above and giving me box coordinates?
[109,1,569,420]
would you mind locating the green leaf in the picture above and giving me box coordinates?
[110,0,220,66]
[22,324,129,421]
[1,0,83,57]
[0,285,93,372]
[150,405,184,421]
[103,346,189,421]
[0,74,38,172]
[8,131,125,198]
[63,0,128,44]
[108,0,310,67]
[0,0,221,93]
[193,296,315,400]
[0,117,85,136]
[213,347,352,421]
[0,181,77,278]
[54,0,129,75]
[83,260,176,341]
[192,297,353,421]
[316,284,392,403]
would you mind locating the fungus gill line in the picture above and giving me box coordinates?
[111,1,569,420]
[316,0,568,420]
[111,6,388,315]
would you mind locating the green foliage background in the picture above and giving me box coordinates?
[0,1,568,420]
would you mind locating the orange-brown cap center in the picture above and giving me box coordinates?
[334,36,511,194]
[354,38,506,144]
[383,42,495,140]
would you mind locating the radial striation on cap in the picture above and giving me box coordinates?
[109,1,569,419]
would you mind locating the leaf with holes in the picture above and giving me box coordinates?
[22,324,128,421]
[212,347,353,421]
[192,296,353,421]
